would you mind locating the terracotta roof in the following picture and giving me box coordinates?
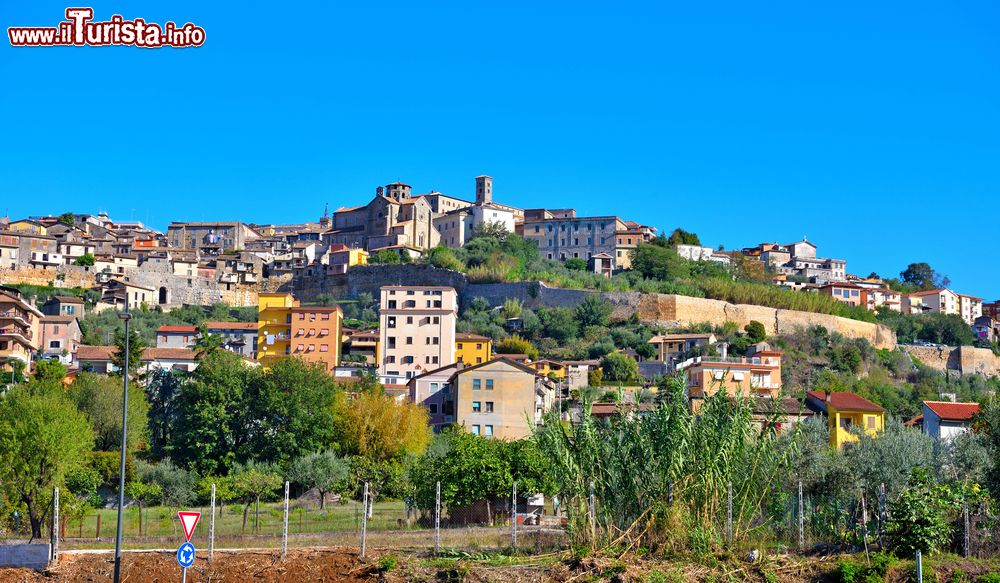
[456,333,490,341]
[806,391,884,413]
[51,295,84,304]
[451,356,539,377]
[905,288,952,298]
[923,401,980,422]
[204,321,257,330]
[77,345,198,361]
[157,325,199,334]
[143,348,198,360]
[905,414,924,426]
[648,333,715,342]
[41,315,76,324]
[77,345,115,361]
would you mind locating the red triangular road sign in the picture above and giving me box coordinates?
[178,511,201,541]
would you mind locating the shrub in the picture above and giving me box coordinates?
[377,555,398,572]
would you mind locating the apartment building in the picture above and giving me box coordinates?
[456,332,492,365]
[156,325,199,349]
[451,357,552,440]
[39,316,81,365]
[902,289,960,318]
[750,239,847,283]
[675,244,732,266]
[289,306,342,372]
[204,321,258,358]
[377,285,458,382]
[682,350,783,413]
[41,295,85,319]
[434,204,516,249]
[959,294,984,326]
[521,213,626,263]
[816,281,865,308]
[257,293,342,371]
[407,362,462,431]
[0,285,42,371]
[647,333,717,362]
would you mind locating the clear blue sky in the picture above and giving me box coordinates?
[2,1,998,298]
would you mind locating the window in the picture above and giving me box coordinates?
[49,340,61,349]
[866,416,876,430]
[486,379,494,390]
[476,357,482,363]
[319,344,328,352]
[406,336,413,345]
[471,425,480,435]
[473,379,481,390]
[471,401,482,412]
[387,337,396,349]
[406,316,413,324]
[484,425,493,437]
[485,401,494,413]
[476,343,482,350]
[429,404,438,414]
[387,355,396,363]
[387,317,396,328]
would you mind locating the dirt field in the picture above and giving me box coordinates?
[1,547,999,582]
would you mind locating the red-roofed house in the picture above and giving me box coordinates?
[156,325,199,349]
[922,401,980,443]
[806,390,885,449]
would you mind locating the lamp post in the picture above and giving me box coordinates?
[112,306,132,583]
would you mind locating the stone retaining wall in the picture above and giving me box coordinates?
[0,543,51,570]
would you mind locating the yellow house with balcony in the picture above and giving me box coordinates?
[806,391,885,449]
[455,333,491,366]
[257,293,297,368]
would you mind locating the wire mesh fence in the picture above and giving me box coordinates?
[1,480,996,559]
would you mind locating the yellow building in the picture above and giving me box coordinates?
[6,219,47,235]
[257,293,297,368]
[451,357,551,440]
[806,391,885,449]
[455,333,491,365]
[530,358,567,378]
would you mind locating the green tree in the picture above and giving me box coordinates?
[564,257,587,271]
[333,391,431,462]
[427,246,464,271]
[369,249,409,264]
[170,350,259,475]
[230,462,283,532]
[600,352,639,383]
[630,243,691,280]
[471,221,511,243]
[194,324,224,358]
[666,228,701,246]
[136,459,198,507]
[744,320,767,343]
[145,369,184,458]
[112,327,145,381]
[0,383,94,538]
[539,307,578,341]
[493,335,539,360]
[290,451,351,509]
[575,295,613,328]
[58,212,75,226]
[34,358,67,382]
[900,262,949,291]
[67,372,149,452]
[73,253,95,267]
[125,480,163,535]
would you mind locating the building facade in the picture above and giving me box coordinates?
[377,285,458,382]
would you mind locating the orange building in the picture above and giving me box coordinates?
[683,350,783,412]
[289,306,342,372]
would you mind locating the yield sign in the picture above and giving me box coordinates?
[178,511,201,541]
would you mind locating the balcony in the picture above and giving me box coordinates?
[0,310,31,327]
[219,273,238,283]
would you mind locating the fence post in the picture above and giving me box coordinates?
[963,504,970,558]
[96,513,101,541]
[511,482,517,551]
[360,482,369,559]
[588,481,596,547]
[434,481,441,556]
[916,550,923,583]
[798,480,804,552]
[860,491,869,560]
[282,481,289,559]
[209,483,216,561]
[51,487,59,562]
[726,481,733,543]
[878,483,886,549]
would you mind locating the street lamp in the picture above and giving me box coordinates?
[113,306,132,583]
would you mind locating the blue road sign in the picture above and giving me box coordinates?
[176,541,196,568]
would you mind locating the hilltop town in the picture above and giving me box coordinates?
[2,175,1000,575]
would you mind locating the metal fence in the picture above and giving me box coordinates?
[1,481,996,560]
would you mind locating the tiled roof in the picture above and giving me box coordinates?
[924,401,980,421]
[456,333,490,341]
[204,321,257,330]
[905,288,952,298]
[77,345,115,361]
[806,391,885,413]
[143,348,198,360]
[157,325,199,333]
[648,333,715,342]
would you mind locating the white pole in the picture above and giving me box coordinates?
[511,482,517,550]
[208,484,216,561]
[360,482,369,558]
[434,481,441,555]
[51,487,59,562]
[282,481,289,559]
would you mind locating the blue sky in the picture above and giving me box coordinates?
[2,1,999,298]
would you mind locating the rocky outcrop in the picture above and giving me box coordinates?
[906,345,1000,376]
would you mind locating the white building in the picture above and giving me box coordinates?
[921,401,980,443]
[377,285,458,384]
